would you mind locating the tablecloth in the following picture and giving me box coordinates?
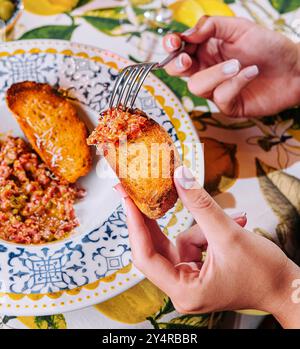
[0,0,300,329]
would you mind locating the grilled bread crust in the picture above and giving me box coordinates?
[6,81,92,183]
[88,109,180,219]
[111,123,179,219]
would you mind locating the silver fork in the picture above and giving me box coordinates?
[109,42,185,110]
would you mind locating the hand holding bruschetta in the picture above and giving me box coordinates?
[121,166,300,329]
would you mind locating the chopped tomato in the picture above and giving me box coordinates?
[0,136,85,244]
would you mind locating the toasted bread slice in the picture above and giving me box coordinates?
[88,107,180,219]
[6,81,92,183]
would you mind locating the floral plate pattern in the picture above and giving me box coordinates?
[0,40,203,316]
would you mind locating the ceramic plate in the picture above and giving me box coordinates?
[0,39,203,316]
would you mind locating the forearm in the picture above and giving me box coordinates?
[269,259,300,329]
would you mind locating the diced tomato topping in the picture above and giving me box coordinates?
[0,136,85,244]
[87,106,150,146]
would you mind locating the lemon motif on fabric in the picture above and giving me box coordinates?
[288,129,300,142]
[169,0,205,28]
[200,0,235,16]
[198,137,238,196]
[23,0,79,15]
[0,0,15,22]
[169,0,234,28]
[94,279,166,324]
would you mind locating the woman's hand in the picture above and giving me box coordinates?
[120,166,300,328]
[163,16,300,118]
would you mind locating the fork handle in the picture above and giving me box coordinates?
[155,41,186,69]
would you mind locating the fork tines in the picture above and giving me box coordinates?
[109,62,157,110]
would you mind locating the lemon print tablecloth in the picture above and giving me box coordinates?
[1,0,300,329]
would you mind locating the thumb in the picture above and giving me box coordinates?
[174,165,241,245]
[181,16,253,44]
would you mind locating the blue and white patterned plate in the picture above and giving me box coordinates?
[0,40,203,316]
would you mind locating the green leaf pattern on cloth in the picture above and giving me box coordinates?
[154,314,222,329]
[83,16,128,36]
[20,25,79,40]
[269,0,300,14]
[76,0,92,8]
[34,315,67,329]
[147,298,222,329]
[153,69,209,107]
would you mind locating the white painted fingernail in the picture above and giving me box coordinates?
[182,27,197,36]
[174,166,196,190]
[176,54,185,70]
[166,36,175,49]
[244,65,259,79]
[121,198,127,215]
[231,211,247,219]
[223,59,241,75]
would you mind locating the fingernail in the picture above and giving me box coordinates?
[175,262,201,272]
[244,65,259,79]
[176,53,191,71]
[114,184,128,198]
[231,211,247,219]
[166,36,176,49]
[223,59,241,75]
[121,197,127,215]
[182,27,197,37]
[176,53,185,70]
[174,165,196,190]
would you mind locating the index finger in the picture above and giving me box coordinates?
[125,197,180,297]
[174,166,242,245]
[182,16,253,44]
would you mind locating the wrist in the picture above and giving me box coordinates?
[267,259,300,328]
